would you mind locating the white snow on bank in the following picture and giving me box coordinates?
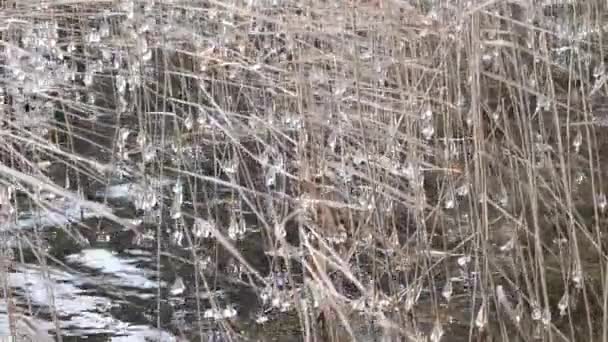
[3,263,177,340]
[8,266,111,317]
[65,248,166,290]
[0,304,54,341]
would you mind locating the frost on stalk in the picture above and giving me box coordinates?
[558,291,569,317]
[442,279,453,302]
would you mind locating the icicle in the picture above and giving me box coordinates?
[573,130,582,153]
[170,276,185,296]
[598,193,607,213]
[265,166,277,187]
[193,218,213,239]
[274,222,286,240]
[475,301,487,330]
[558,291,569,317]
[442,279,453,302]
[184,113,194,131]
[430,320,444,342]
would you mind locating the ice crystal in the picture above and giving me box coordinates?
[573,130,582,153]
[442,279,453,302]
[475,302,487,329]
[274,223,286,240]
[132,186,157,211]
[255,315,269,324]
[265,166,277,187]
[558,291,569,317]
[598,193,607,212]
[170,277,186,296]
[531,303,542,320]
[430,320,444,342]
[193,218,215,239]
[172,228,184,247]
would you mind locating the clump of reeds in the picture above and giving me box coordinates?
[2,0,608,341]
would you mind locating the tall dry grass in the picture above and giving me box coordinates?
[1,0,608,341]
